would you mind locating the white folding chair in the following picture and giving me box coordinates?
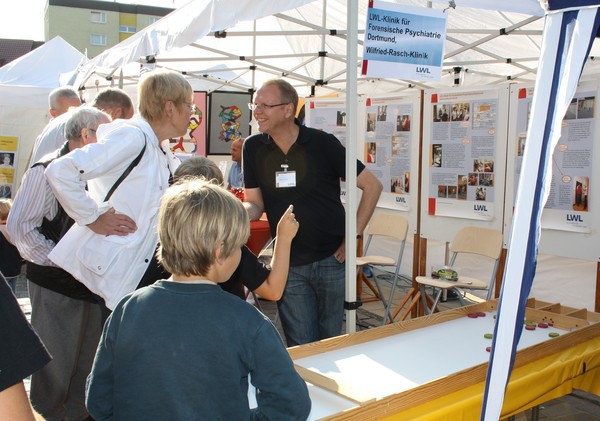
[356,213,409,324]
[416,226,503,314]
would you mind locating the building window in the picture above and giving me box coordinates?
[90,34,107,46]
[119,25,136,33]
[148,17,159,24]
[90,11,107,23]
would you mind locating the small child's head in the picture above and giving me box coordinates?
[157,179,249,280]
[0,198,13,223]
[173,157,224,185]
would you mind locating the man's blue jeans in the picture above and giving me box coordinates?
[277,255,345,346]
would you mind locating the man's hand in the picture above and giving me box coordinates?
[334,240,346,263]
[276,205,299,243]
[87,208,137,236]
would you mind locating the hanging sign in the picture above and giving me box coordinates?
[361,1,448,81]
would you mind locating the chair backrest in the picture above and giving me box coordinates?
[449,226,503,260]
[365,213,409,242]
[449,226,503,300]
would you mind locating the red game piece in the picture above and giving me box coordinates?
[486,346,491,352]
[537,322,548,328]
[525,325,536,331]
[476,312,486,317]
[467,313,479,318]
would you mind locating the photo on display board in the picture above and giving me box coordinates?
[0,184,11,198]
[366,142,377,164]
[457,175,467,200]
[0,152,14,168]
[366,112,376,132]
[398,114,411,131]
[431,144,442,167]
[336,111,347,126]
[573,176,589,211]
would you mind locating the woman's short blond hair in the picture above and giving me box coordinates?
[157,179,249,277]
[138,70,192,123]
[173,157,224,185]
[0,198,12,220]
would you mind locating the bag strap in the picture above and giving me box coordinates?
[103,133,147,202]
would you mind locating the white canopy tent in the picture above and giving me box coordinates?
[0,36,85,190]
[69,1,600,418]
[72,0,582,96]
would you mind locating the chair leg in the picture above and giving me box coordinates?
[455,288,466,306]
[356,267,383,303]
[420,284,444,315]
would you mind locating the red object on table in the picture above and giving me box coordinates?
[246,213,271,255]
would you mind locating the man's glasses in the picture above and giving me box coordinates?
[248,102,290,112]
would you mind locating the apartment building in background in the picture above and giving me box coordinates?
[45,0,174,58]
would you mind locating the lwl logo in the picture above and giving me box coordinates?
[566,214,583,222]
[474,204,488,211]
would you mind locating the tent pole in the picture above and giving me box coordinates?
[344,0,358,334]
[251,19,257,93]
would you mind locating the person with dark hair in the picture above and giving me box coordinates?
[243,78,382,346]
[7,107,111,420]
[91,87,135,121]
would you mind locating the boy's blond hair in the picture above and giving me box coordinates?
[0,198,13,221]
[157,179,249,277]
[138,70,192,123]
[173,157,224,185]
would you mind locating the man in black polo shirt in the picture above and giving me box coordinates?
[243,79,382,346]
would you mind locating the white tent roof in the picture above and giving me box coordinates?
[72,0,600,97]
[0,36,85,89]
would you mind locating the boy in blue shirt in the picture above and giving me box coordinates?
[86,179,311,420]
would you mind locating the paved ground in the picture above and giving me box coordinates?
[14,270,600,420]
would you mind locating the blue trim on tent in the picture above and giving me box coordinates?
[480,8,600,419]
[547,0,600,12]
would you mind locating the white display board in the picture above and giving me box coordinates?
[420,86,509,243]
[505,81,600,262]
[305,94,421,239]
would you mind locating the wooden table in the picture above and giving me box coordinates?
[287,298,600,420]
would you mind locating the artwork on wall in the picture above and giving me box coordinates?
[168,91,207,156]
[207,91,252,155]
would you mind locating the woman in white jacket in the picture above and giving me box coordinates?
[46,70,194,310]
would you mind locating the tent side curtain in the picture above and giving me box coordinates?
[480,5,600,420]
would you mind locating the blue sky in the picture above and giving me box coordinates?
[0,0,187,40]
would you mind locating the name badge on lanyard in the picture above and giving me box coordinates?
[276,164,296,188]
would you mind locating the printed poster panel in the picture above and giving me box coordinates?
[0,135,19,198]
[512,86,594,233]
[362,1,447,81]
[426,90,500,221]
[364,96,414,211]
[305,99,349,201]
